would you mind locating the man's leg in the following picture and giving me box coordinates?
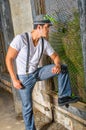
[36,64,79,106]
[37,64,71,97]
[17,74,36,130]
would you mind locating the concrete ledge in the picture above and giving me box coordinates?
[41,90,86,129]
[33,100,52,121]
[0,73,12,93]
[59,102,86,124]
[0,82,12,93]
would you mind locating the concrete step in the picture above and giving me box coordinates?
[41,90,86,130]
[0,81,12,93]
[44,90,86,120]
[0,73,12,93]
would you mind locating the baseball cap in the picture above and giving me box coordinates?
[33,14,52,26]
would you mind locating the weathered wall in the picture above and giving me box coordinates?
[0,0,14,51]
[32,80,53,119]
[8,0,33,35]
[0,0,14,90]
[78,0,86,91]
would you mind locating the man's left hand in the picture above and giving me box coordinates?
[52,65,61,74]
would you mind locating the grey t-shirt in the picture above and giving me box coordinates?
[10,32,55,75]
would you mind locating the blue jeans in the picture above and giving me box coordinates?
[18,64,71,130]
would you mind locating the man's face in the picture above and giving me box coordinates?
[38,23,50,39]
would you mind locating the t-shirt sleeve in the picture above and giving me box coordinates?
[44,40,55,56]
[10,35,22,51]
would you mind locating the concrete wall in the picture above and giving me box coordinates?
[8,0,33,35]
[0,0,14,88]
[33,81,52,119]
[78,0,86,91]
[0,0,14,51]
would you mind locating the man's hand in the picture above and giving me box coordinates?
[50,52,61,74]
[52,64,61,74]
[12,79,23,89]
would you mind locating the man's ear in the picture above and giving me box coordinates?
[37,25,42,34]
[37,25,41,29]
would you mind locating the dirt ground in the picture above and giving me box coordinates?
[0,88,68,130]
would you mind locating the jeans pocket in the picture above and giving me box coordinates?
[17,75,28,84]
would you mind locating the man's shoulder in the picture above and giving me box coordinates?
[20,32,31,41]
[42,38,51,47]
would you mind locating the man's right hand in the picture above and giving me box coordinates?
[12,79,23,89]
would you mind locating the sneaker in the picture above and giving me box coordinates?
[58,96,79,106]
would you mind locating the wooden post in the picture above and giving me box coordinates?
[78,0,86,91]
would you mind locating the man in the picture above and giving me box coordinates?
[6,15,79,130]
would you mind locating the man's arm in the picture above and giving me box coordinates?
[50,52,61,74]
[6,46,22,89]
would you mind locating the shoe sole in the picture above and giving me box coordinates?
[58,98,79,106]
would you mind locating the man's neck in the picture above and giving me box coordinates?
[31,30,41,46]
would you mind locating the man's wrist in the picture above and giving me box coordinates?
[56,63,61,67]
[11,76,17,82]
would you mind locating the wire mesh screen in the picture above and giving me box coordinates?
[34,0,86,102]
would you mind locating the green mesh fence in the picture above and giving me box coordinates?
[34,0,86,102]
[50,12,85,98]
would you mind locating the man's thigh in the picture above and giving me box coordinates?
[37,64,57,81]
[17,74,36,107]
